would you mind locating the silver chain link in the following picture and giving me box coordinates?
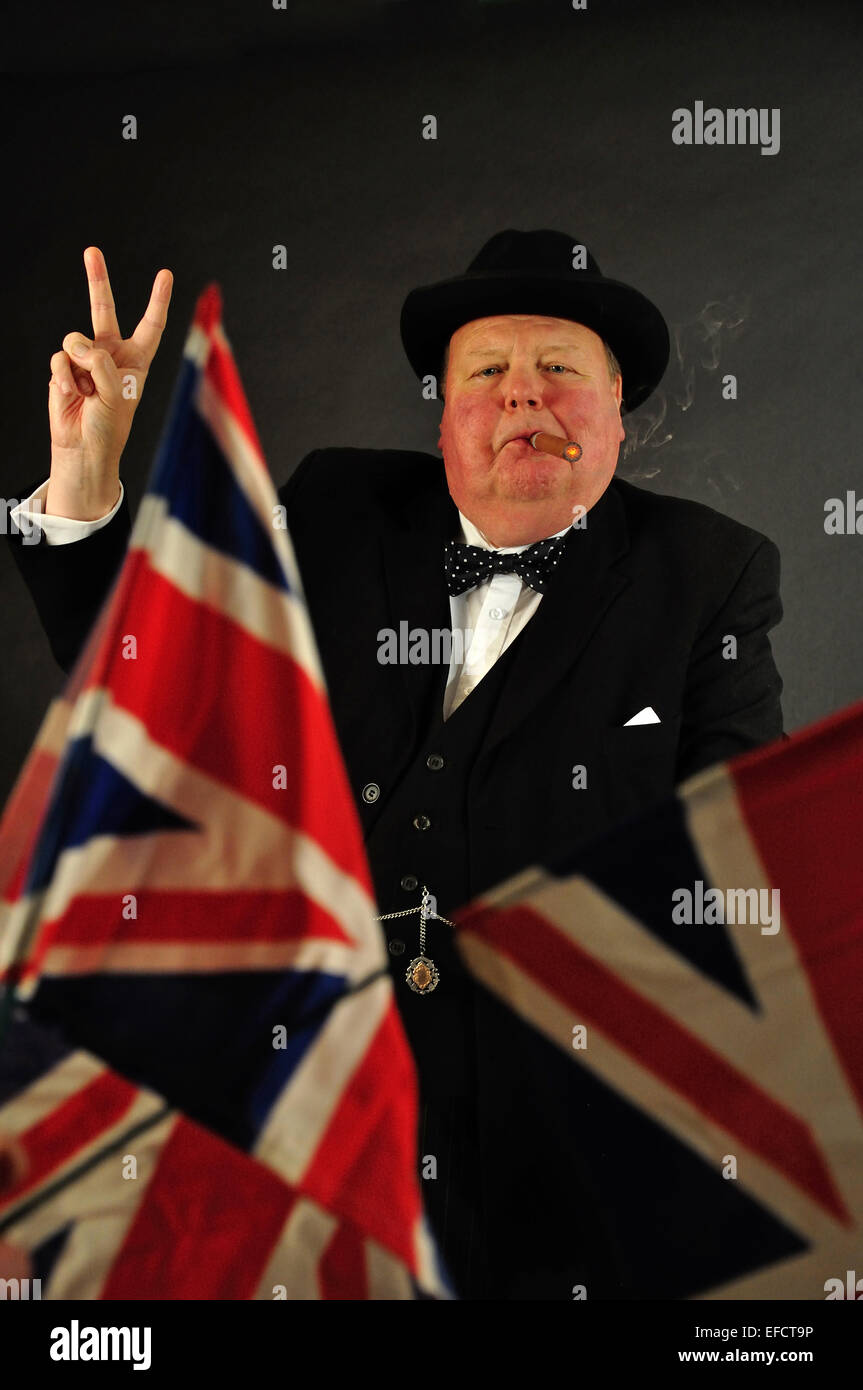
[374,884,456,956]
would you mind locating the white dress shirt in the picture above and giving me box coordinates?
[444,512,570,719]
[11,481,568,720]
[11,479,125,546]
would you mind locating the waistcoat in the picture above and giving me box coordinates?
[364,632,525,1094]
[362,636,526,1297]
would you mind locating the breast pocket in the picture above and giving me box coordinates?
[599,713,682,821]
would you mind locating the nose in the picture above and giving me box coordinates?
[502,361,545,411]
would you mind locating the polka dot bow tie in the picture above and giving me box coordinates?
[444,535,568,597]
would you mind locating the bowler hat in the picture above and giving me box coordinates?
[400,228,669,413]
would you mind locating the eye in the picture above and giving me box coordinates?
[472,362,575,379]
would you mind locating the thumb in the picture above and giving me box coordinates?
[64,336,124,406]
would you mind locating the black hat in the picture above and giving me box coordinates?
[400,228,669,413]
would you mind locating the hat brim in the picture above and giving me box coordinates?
[400,270,669,413]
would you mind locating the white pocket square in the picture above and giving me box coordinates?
[623,706,661,726]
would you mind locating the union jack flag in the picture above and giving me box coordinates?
[0,1014,430,1299]
[454,700,863,1299]
[0,287,443,1298]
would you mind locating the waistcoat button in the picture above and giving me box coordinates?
[426,753,445,771]
[388,938,406,956]
[412,814,431,831]
[361,782,380,804]
[400,875,418,892]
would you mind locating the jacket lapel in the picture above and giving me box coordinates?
[481,480,633,756]
[380,466,458,735]
[378,469,633,752]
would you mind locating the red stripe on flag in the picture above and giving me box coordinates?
[193,284,222,339]
[81,555,370,889]
[462,904,850,1224]
[73,546,144,696]
[318,1222,369,1300]
[0,746,62,904]
[731,701,863,1114]
[202,321,264,463]
[19,889,352,981]
[0,1070,139,1212]
[301,1000,421,1267]
[102,1116,295,1299]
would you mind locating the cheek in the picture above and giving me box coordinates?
[440,398,489,460]
[571,394,622,446]
[568,387,607,423]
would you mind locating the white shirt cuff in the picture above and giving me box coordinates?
[10,480,125,547]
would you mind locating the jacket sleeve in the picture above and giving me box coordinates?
[6,453,323,676]
[7,494,133,675]
[677,536,785,781]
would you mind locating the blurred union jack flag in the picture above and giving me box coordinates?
[0,287,444,1299]
[0,1014,427,1299]
[455,701,863,1299]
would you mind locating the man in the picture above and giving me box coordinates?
[8,230,784,1299]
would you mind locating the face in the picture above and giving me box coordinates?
[438,314,624,546]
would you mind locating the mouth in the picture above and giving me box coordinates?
[499,430,540,450]
[496,430,584,464]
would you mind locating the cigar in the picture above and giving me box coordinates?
[529,432,582,463]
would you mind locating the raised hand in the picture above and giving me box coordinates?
[46,247,173,519]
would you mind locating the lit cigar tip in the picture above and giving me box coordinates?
[529,432,583,463]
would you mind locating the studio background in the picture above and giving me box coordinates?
[2,0,860,804]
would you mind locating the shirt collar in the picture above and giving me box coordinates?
[457,510,571,554]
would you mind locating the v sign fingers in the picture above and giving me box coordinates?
[129,266,174,370]
[84,246,122,344]
[45,249,175,520]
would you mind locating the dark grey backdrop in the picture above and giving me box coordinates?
[3,0,861,804]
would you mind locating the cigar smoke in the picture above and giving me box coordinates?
[620,295,749,501]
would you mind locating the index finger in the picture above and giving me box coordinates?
[84,246,121,341]
[130,268,174,366]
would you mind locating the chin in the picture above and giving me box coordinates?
[497,456,564,501]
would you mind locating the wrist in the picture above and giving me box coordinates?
[46,451,121,520]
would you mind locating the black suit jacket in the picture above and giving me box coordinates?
[10,449,785,921]
[10,448,785,799]
[281,451,784,890]
[9,449,785,1298]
